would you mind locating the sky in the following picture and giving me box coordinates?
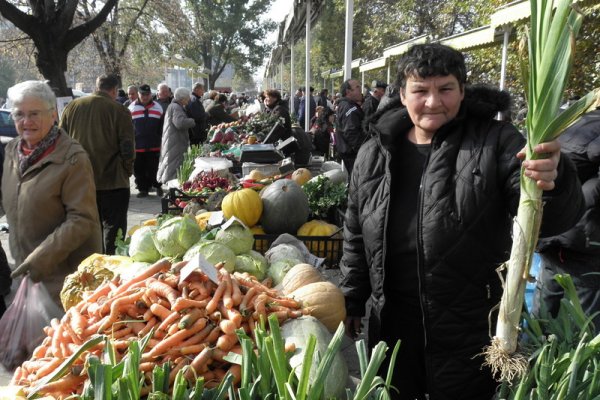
[255,0,292,82]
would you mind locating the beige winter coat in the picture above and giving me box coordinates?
[1,131,102,306]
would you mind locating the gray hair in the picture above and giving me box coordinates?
[174,87,191,101]
[127,85,138,92]
[7,80,56,110]
[193,82,204,91]
[157,83,169,91]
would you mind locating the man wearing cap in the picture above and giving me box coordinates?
[128,84,164,198]
[60,74,135,255]
[362,80,388,118]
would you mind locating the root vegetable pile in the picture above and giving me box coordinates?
[11,258,304,398]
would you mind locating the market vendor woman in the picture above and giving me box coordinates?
[340,44,584,400]
[2,81,102,308]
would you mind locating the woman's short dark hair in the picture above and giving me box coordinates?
[396,44,467,89]
[263,89,281,101]
[217,93,228,103]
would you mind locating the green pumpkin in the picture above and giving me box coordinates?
[259,179,309,234]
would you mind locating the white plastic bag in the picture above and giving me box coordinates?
[0,277,63,370]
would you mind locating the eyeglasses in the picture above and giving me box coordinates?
[11,108,54,122]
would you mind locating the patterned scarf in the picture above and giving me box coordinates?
[17,125,60,175]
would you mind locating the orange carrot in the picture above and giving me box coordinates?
[240,286,258,314]
[219,302,243,327]
[178,308,205,329]
[147,280,179,305]
[206,280,226,314]
[231,277,242,306]
[156,311,181,334]
[219,319,237,336]
[138,317,157,338]
[172,298,209,312]
[150,303,171,320]
[62,319,83,345]
[35,373,86,394]
[216,333,238,351]
[221,271,234,309]
[180,323,213,347]
[228,364,242,385]
[204,325,222,345]
[35,357,63,380]
[233,272,277,296]
[69,309,87,337]
[111,326,133,340]
[147,317,208,357]
[169,357,189,384]
[114,258,171,296]
[50,324,64,358]
[185,347,213,380]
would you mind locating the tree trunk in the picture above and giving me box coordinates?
[35,41,71,96]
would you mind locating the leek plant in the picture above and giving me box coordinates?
[496,275,600,398]
[484,0,599,381]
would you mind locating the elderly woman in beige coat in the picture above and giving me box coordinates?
[157,87,195,185]
[2,81,102,308]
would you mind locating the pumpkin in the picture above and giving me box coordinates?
[297,220,342,260]
[307,168,347,185]
[195,211,213,231]
[221,188,263,227]
[291,281,346,332]
[248,169,265,181]
[281,263,324,294]
[280,316,348,399]
[291,168,312,185]
[259,179,309,234]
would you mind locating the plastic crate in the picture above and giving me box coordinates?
[253,233,343,268]
[161,188,207,215]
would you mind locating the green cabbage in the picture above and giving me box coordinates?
[128,226,160,262]
[265,244,305,264]
[215,223,254,255]
[153,215,203,257]
[183,240,236,272]
[268,258,302,286]
[234,250,268,280]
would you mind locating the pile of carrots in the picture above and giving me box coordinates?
[11,258,305,398]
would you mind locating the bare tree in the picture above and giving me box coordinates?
[0,0,118,95]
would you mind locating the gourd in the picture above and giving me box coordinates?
[297,220,338,236]
[280,316,348,399]
[259,179,309,234]
[291,281,346,332]
[248,169,265,181]
[221,188,263,227]
[281,263,324,294]
[291,168,312,185]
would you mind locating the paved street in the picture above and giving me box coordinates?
[0,178,363,388]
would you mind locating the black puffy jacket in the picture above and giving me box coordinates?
[339,86,583,399]
[538,108,600,254]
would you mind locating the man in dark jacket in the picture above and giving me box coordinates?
[188,82,208,145]
[340,44,583,400]
[335,79,365,176]
[297,86,316,130]
[534,103,600,330]
[207,94,237,126]
[128,84,164,198]
[362,80,387,118]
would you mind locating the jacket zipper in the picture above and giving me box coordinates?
[417,144,432,389]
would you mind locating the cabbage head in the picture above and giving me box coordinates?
[153,215,203,257]
[128,226,160,262]
[183,240,236,272]
[234,250,268,280]
[215,223,254,255]
[268,258,302,286]
[265,244,305,264]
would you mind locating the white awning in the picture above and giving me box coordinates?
[439,25,497,51]
[383,35,429,58]
[359,57,387,72]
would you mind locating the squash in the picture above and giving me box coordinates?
[297,220,339,236]
[195,211,213,231]
[291,281,346,332]
[280,316,348,399]
[297,220,342,260]
[307,168,347,185]
[221,188,263,227]
[259,179,309,234]
[281,263,324,294]
[248,169,265,181]
[291,168,312,185]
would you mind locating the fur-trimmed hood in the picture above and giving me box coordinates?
[365,84,512,144]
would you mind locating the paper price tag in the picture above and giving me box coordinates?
[179,253,220,284]
[208,211,224,226]
[221,215,248,230]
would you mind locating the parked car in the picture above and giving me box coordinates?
[0,109,17,147]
